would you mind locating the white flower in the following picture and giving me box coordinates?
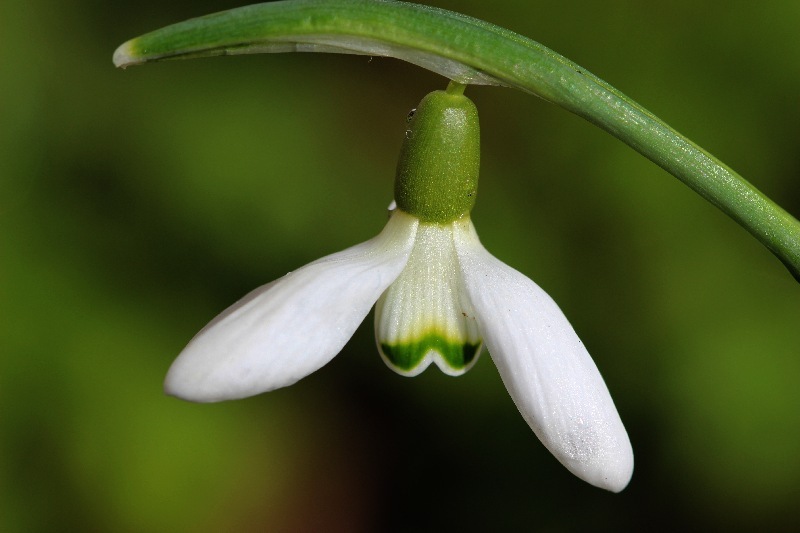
[165,207,634,492]
[165,83,633,492]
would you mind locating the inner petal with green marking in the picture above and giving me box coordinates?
[375,216,483,376]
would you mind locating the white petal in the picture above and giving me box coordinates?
[454,221,633,492]
[375,220,482,376]
[165,210,419,402]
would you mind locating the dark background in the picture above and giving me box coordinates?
[3,1,800,531]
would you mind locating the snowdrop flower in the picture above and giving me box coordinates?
[165,83,633,492]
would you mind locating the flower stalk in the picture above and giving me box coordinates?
[113,0,800,280]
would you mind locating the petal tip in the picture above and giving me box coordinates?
[563,436,634,493]
[594,455,634,493]
[163,361,220,403]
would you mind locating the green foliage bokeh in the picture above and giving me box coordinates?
[2,0,800,530]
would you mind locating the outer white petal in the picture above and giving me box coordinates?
[454,220,633,492]
[165,210,419,402]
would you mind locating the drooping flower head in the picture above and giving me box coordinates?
[165,82,633,492]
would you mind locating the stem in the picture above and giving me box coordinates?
[113,0,800,281]
[445,81,467,96]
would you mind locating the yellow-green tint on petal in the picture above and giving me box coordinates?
[394,89,480,223]
[112,40,138,68]
[380,334,482,377]
[375,218,482,376]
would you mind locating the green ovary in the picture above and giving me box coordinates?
[394,89,480,223]
[381,332,482,375]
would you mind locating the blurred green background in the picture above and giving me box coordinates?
[3,0,800,531]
